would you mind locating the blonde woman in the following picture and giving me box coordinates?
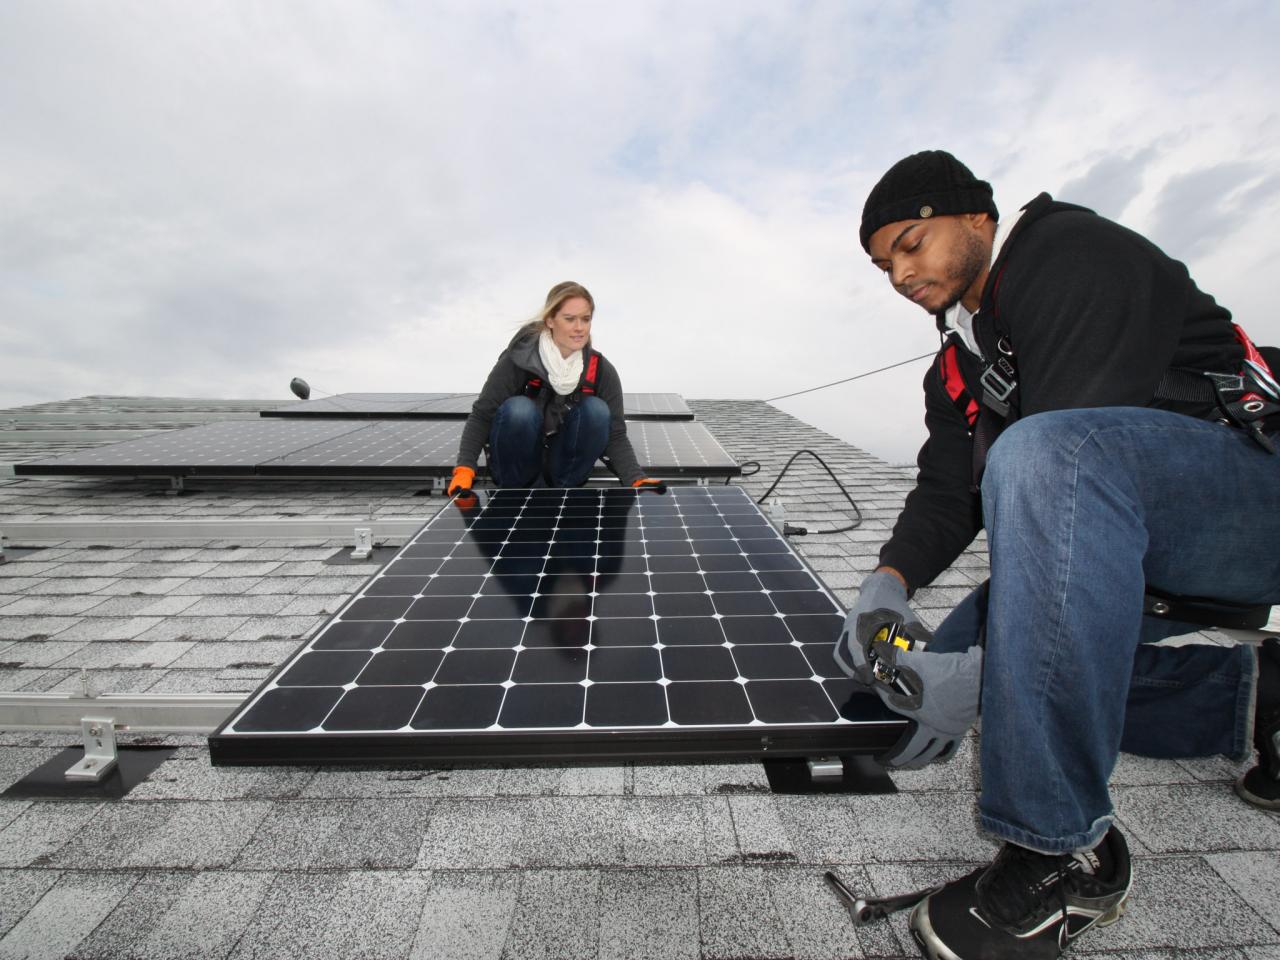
[447,282,664,495]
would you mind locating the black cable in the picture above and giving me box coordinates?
[753,449,863,536]
[764,352,934,403]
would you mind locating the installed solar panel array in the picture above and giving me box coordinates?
[14,419,739,479]
[261,392,695,421]
[210,485,901,764]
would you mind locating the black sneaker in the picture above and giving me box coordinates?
[910,827,1131,959]
[1236,638,1280,810]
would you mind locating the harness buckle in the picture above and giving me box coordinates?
[979,358,1017,416]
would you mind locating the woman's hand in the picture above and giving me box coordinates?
[632,477,667,494]
[447,466,475,497]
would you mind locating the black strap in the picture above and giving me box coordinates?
[1144,589,1272,630]
[1153,367,1222,404]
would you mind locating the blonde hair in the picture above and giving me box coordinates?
[518,281,595,342]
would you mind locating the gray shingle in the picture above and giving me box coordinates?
[775,793,999,864]
[501,868,601,960]
[0,871,139,960]
[765,864,868,960]
[0,596,104,616]
[127,754,316,801]
[1093,856,1277,951]
[697,865,790,959]
[233,798,431,869]
[1114,784,1280,852]
[408,870,520,960]
[1206,851,1280,934]
[88,870,272,960]
[597,868,699,960]
[133,616,250,642]
[0,869,61,939]
[0,800,105,866]
[727,794,797,863]
[0,747,64,794]
[417,798,528,869]
[229,871,432,960]
[182,595,295,617]
[0,621,83,642]
[49,800,271,869]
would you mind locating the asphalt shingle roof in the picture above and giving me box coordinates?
[0,396,1276,959]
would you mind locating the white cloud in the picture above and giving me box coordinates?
[2,0,1278,466]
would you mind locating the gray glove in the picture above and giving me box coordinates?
[832,570,918,678]
[833,573,983,769]
[868,635,983,768]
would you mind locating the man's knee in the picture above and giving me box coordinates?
[980,410,1108,503]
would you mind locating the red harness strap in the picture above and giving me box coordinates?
[1235,323,1278,405]
[524,349,600,399]
[939,343,979,429]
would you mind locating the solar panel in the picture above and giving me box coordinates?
[15,420,739,479]
[209,485,904,765]
[9,419,368,476]
[261,392,695,421]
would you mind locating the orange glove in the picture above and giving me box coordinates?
[632,477,667,494]
[448,466,475,497]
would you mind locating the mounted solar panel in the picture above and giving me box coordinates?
[209,485,904,765]
[9,420,368,477]
[15,420,739,479]
[260,392,695,421]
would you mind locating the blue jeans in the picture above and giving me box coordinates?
[929,407,1280,854]
[487,395,610,487]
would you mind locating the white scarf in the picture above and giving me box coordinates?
[538,329,584,396]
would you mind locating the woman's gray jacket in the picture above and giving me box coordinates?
[453,331,644,484]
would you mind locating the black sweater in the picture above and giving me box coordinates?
[454,331,644,485]
[879,193,1271,593]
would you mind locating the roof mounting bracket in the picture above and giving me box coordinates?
[806,756,845,782]
[166,477,185,496]
[65,716,119,782]
[351,527,374,560]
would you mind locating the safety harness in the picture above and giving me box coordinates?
[937,289,1279,629]
[523,350,600,401]
[938,278,1280,491]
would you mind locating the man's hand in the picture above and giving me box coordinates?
[447,466,475,497]
[833,569,982,769]
[861,627,983,769]
[632,477,667,494]
[833,569,917,677]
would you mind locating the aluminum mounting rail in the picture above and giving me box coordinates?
[0,517,427,542]
[0,692,245,734]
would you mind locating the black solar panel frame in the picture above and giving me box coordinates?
[209,486,904,766]
[14,420,739,479]
[260,392,696,421]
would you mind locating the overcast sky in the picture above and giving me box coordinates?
[3,1,1279,464]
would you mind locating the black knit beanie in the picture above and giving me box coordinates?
[860,150,998,251]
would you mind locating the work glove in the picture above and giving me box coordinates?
[447,466,475,497]
[632,477,668,494]
[447,466,479,511]
[833,570,918,676]
[833,571,982,769]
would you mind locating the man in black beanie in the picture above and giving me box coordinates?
[834,149,1280,959]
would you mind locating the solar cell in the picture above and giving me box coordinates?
[209,485,904,764]
[15,420,739,479]
[261,392,695,420]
